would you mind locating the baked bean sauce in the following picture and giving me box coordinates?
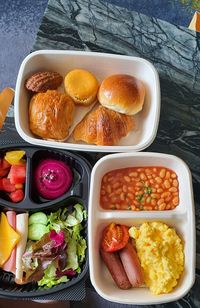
[100,167,179,210]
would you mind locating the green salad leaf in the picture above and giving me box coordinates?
[37,203,87,288]
[38,263,69,288]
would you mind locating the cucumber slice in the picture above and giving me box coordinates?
[29,212,48,226]
[28,223,49,241]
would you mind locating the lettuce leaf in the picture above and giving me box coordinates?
[38,263,68,288]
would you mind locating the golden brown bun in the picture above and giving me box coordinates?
[73,105,135,146]
[64,69,99,105]
[98,74,145,115]
[29,90,74,141]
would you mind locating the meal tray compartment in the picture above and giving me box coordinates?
[0,145,90,298]
[88,152,195,305]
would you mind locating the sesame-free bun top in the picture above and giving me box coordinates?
[64,69,99,105]
[98,74,145,115]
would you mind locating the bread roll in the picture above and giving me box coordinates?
[98,74,145,115]
[29,90,74,141]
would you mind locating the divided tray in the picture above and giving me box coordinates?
[0,145,90,298]
[88,152,196,305]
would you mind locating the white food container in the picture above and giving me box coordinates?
[14,50,160,152]
[88,152,195,305]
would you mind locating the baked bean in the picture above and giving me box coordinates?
[161,192,170,199]
[173,179,178,187]
[145,168,152,175]
[123,185,128,193]
[100,166,179,211]
[155,177,162,183]
[136,182,143,187]
[165,171,171,179]
[130,172,138,177]
[164,180,171,189]
[128,186,134,192]
[171,173,177,178]
[159,169,166,178]
[103,175,107,183]
[116,188,122,194]
[124,176,131,182]
[112,182,120,189]
[173,197,179,206]
[140,173,147,180]
[165,196,172,202]
[106,185,112,193]
[158,203,166,210]
[169,187,177,193]
[157,198,165,205]
[151,193,160,199]
[120,192,125,200]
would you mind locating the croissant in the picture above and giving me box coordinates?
[73,105,135,146]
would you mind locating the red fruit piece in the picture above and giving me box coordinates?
[9,165,26,185]
[9,189,24,203]
[0,168,9,177]
[2,178,16,192]
[2,159,11,169]
[0,158,10,177]
[0,179,4,190]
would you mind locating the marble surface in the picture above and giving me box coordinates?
[0,0,200,307]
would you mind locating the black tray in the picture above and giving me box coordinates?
[0,145,91,298]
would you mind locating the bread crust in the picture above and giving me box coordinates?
[98,74,145,115]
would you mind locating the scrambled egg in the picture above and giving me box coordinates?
[129,222,184,295]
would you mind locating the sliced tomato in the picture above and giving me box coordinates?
[9,165,26,185]
[2,178,16,192]
[101,223,129,252]
[9,189,24,202]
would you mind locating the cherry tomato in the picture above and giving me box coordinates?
[101,223,129,252]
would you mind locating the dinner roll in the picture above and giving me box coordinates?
[98,74,145,115]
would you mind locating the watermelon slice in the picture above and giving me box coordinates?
[9,189,24,202]
[9,165,26,185]
[0,158,11,177]
[1,178,16,192]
